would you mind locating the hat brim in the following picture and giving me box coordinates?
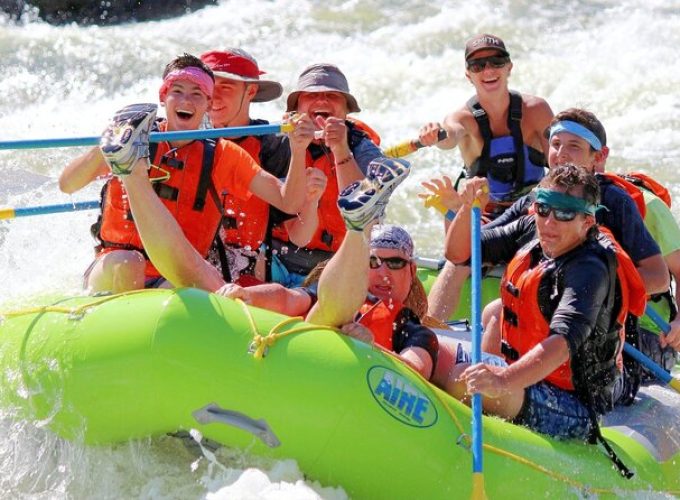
[286,86,361,113]
[465,47,510,61]
[212,70,283,102]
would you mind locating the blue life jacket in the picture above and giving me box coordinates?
[466,91,546,204]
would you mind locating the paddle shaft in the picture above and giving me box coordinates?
[470,198,485,496]
[623,342,680,391]
[639,304,680,391]
[0,200,100,220]
[0,123,289,151]
[645,304,671,334]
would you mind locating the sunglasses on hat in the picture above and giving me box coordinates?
[466,55,510,73]
[533,202,580,222]
[369,255,410,270]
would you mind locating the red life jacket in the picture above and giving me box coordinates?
[272,119,381,253]
[95,134,220,277]
[500,234,645,390]
[358,299,403,351]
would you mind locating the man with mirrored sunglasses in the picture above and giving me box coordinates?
[533,201,581,222]
[435,165,646,450]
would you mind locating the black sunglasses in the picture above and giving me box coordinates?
[466,55,510,73]
[533,202,580,222]
[369,255,409,270]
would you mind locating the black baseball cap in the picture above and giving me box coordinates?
[465,34,510,60]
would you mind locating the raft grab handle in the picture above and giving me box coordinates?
[192,403,281,448]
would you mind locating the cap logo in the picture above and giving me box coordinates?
[471,36,501,48]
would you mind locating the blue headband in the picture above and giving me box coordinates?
[549,120,603,151]
[535,188,597,216]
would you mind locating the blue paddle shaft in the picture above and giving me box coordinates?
[0,123,285,150]
[2,201,100,219]
[645,304,672,334]
[623,342,672,384]
[470,202,483,475]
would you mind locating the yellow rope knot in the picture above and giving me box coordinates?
[249,333,278,359]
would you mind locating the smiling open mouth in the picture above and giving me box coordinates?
[176,110,194,120]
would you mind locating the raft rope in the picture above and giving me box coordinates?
[0,289,152,319]
[3,292,678,496]
[235,299,342,360]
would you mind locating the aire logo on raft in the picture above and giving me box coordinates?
[367,366,438,427]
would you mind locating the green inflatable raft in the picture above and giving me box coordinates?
[0,288,678,498]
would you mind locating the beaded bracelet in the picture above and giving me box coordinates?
[335,153,354,166]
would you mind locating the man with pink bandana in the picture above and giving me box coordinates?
[59,53,312,293]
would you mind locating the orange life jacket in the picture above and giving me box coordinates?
[619,172,672,208]
[219,135,270,250]
[599,172,647,219]
[500,233,645,390]
[598,227,647,319]
[358,299,403,351]
[95,136,220,277]
[272,119,381,253]
[348,117,381,146]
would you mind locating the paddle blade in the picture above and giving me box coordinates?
[0,208,16,220]
[384,129,447,158]
[471,472,487,499]
[671,378,680,393]
[384,140,418,158]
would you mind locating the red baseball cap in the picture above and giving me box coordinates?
[200,49,283,102]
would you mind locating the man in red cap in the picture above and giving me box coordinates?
[418,34,554,321]
[200,49,327,285]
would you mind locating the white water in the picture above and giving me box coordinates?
[1,0,679,497]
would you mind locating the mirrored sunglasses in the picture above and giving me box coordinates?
[466,55,510,73]
[369,255,409,270]
[533,202,580,222]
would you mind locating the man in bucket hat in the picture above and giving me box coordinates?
[200,49,327,285]
[269,63,387,288]
[417,34,554,321]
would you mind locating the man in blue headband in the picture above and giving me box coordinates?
[435,165,645,461]
[485,108,667,294]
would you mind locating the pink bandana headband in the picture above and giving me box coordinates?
[158,67,214,101]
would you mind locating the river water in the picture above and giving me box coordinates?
[1,0,679,497]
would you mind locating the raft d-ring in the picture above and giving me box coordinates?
[457,433,472,450]
[247,340,268,358]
